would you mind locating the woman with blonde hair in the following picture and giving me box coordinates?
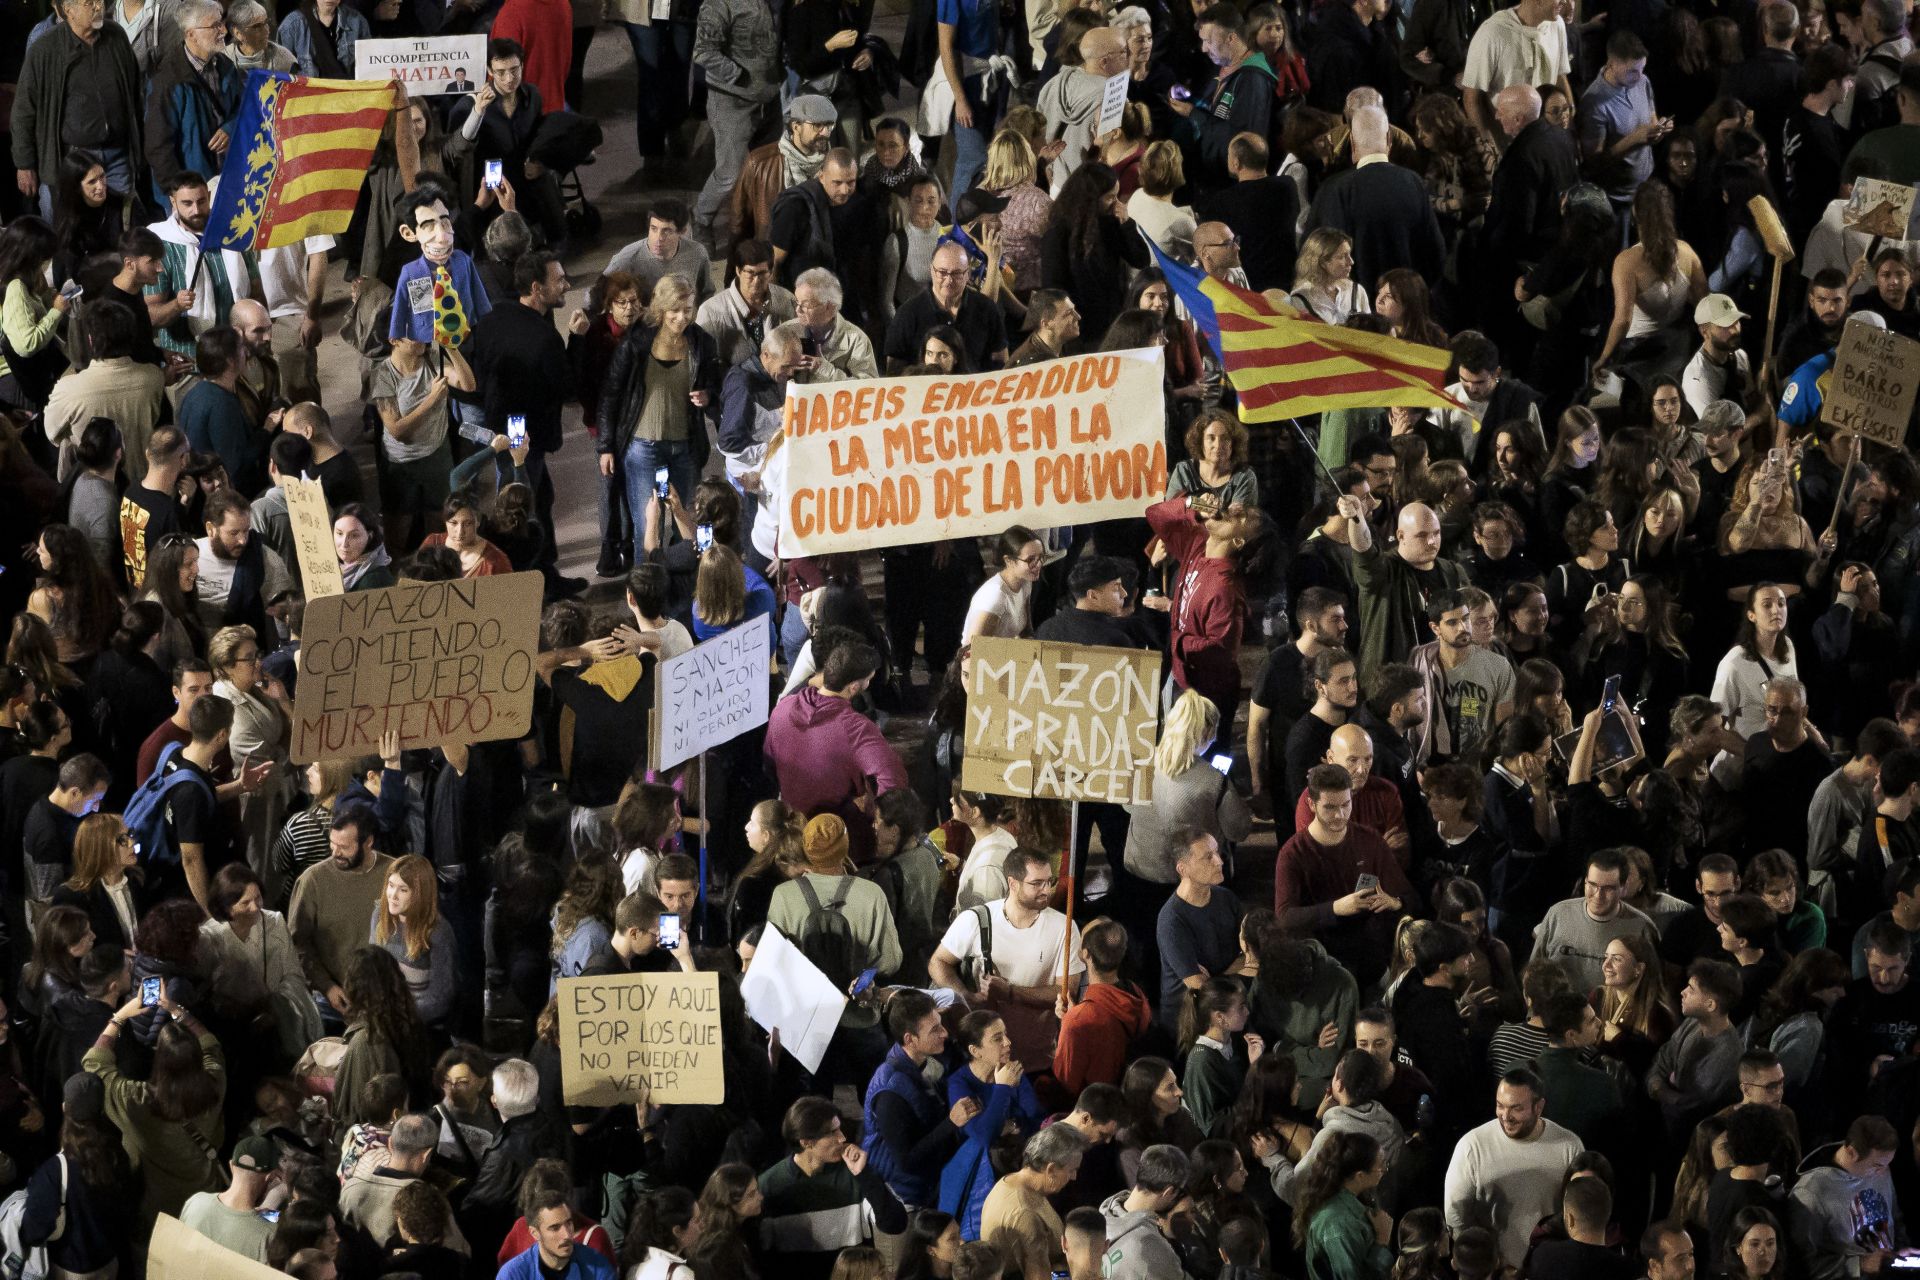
[1287,229,1370,324]
[1127,140,1197,259]
[982,128,1053,286]
[52,812,142,951]
[1122,690,1252,885]
[210,624,294,899]
[598,272,723,557]
[692,543,777,649]
[372,853,457,1028]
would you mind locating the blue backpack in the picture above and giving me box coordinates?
[122,741,214,868]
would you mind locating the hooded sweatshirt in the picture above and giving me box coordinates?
[1054,980,1153,1095]
[1789,1141,1908,1279]
[1037,67,1108,194]
[1099,1191,1184,1280]
[764,687,909,862]
[1248,939,1358,1107]
[1261,1100,1406,1205]
[1146,498,1245,718]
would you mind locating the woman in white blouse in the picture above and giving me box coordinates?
[198,862,322,1058]
[963,525,1046,641]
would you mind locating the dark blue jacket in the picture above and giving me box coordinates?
[145,43,244,204]
[862,1044,950,1208]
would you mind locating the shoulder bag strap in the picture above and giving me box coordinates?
[180,1117,231,1191]
[436,1103,481,1168]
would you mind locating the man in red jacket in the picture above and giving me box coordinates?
[1054,918,1152,1096]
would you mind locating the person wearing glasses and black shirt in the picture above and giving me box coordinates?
[882,240,1009,373]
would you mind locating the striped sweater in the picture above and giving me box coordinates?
[757,1157,908,1280]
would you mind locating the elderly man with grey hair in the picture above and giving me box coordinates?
[464,1059,559,1250]
[979,1124,1090,1278]
[341,1113,475,1255]
[794,267,878,382]
[720,320,807,521]
[1485,83,1581,265]
[144,0,244,204]
[1304,104,1444,293]
[224,0,296,71]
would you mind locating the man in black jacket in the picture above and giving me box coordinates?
[1401,0,1492,97]
[1172,4,1277,195]
[1036,556,1139,648]
[461,1059,562,1260]
[1195,133,1300,291]
[1305,0,1398,115]
[770,148,858,289]
[1306,106,1444,294]
[1485,85,1580,266]
[463,251,580,594]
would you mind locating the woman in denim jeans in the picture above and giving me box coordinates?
[596,275,725,560]
[937,0,1004,203]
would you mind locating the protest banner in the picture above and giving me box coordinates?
[776,348,1168,557]
[653,623,771,771]
[284,475,345,600]
[1841,177,1917,239]
[151,1213,284,1280]
[291,571,543,761]
[355,35,489,94]
[557,972,724,1105]
[961,637,1161,804]
[1096,69,1131,137]
[739,925,845,1073]
[1824,322,1920,448]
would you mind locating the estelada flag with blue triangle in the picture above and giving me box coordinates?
[201,72,399,253]
[1142,237,1468,421]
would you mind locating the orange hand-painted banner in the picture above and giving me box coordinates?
[775,347,1169,558]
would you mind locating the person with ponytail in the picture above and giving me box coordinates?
[938,1010,1046,1240]
[729,798,808,937]
[621,1185,700,1280]
[1294,1130,1392,1280]
[1181,978,1266,1136]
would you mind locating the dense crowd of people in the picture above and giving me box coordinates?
[0,0,1918,1277]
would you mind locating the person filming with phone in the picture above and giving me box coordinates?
[580,891,697,976]
[1274,763,1417,990]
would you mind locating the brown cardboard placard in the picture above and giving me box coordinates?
[290,571,543,761]
[1841,177,1916,240]
[284,475,345,599]
[961,636,1161,804]
[150,1213,284,1280]
[557,972,725,1106]
[1824,322,1920,449]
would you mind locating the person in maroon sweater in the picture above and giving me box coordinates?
[1274,763,1418,987]
[1290,723,1408,854]
[1145,494,1278,738]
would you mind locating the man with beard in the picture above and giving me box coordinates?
[1443,1070,1586,1268]
[146,170,257,360]
[1682,294,1753,416]
[193,488,290,647]
[1774,268,1852,378]
[1275,763,1414,987]
[12,0,145,212]
[730,95,836,251]
[289,802,396,1024]
[1408,588,1515,767]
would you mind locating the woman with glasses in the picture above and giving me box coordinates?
[963,526,1045,641]
[222,0,297,71]
[209,626,293,896]
[52,813,143,954]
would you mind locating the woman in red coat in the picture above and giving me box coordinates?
[1145,493,1277,746]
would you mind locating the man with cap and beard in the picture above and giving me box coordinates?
[179,1134,281,1261]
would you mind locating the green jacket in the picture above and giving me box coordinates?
[10,22,146,183]
[1534,1046,1623,1148]
[334,1020,404,1131]
[1354,540,1466,680]
[1249,939,1357,1107]
[85,1030,226,1228]
[1306,1190,1391,1280]
[1182,1039,1247,1138]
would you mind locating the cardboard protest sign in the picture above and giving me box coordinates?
[291,571,542,761]
[284,476,345,600]
[777,348,1168,557]
[151,1213,284,1280]
[961,637,1161,803]
[653,623,771,771]
[1824,322,1920,448]
[356,35,489,94]
[738,925,845,1073]
[557,972,724,1105]
[1842,177,1916,239]
[1096,69,1131,137]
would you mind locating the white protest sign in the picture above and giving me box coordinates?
[284,475,344,600]
[1096,69,1131,138]
[355,35,489,95]
[739,925,845,1074]
[652,623,771,771]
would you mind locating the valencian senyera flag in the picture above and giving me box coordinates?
[1144,238,1468,421]
[201,72,397,253]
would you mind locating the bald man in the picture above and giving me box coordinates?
[229,297,281,428]
[1485,83,1581,265]
[1304,105,1444,293]
[1038,27,1130,190]
[1345,500,1466,678]
[1292,723,1410,851]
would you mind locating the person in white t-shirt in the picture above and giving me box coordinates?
[931,844,1086,1070]
[256,235,334,403]
[965,525,1046,640]
[1462,0,1571,141]
[954,790,1019,911]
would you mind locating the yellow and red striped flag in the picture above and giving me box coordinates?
[1146,239,1467,421]
[202,72,398,253]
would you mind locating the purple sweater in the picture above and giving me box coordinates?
[764,688,907,860]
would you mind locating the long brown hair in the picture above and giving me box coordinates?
[1634,180,1681,278]
[1291,1130,1380,1249]
[1597,932,1674,1037]
[694,545,747,628]
[147,1021,222,1122]
[64,813,127,894]
[374,853,440,960]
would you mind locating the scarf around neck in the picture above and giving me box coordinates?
[779,136,829,188]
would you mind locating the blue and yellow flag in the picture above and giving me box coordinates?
[202,72,395,253]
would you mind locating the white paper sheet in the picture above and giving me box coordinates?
[738,925,847,1074]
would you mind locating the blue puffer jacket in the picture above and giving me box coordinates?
[144,43,244,204]
[862,1044,948,1208]
[938,1063,1046,1240]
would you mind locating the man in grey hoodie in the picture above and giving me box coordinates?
[1788,1115,1908,1279]
[1100,1145,1189,1280]
[1036,28,1131,194]
[1260,1049,1407,1207]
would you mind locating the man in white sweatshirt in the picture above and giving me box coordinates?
[1443,1069,1585,1268]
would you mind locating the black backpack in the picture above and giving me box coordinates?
[794,875,863,989]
